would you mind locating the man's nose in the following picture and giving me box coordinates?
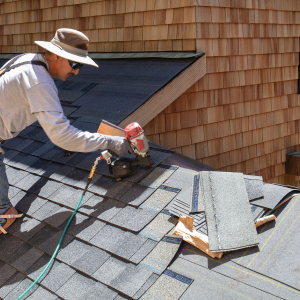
[74,69,79,75]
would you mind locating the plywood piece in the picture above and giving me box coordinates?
[97,120,125,137]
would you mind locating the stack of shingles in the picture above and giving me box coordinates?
[0,129,194,299]
[168,168,300,254]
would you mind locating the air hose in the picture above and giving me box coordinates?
[17,156,101,300]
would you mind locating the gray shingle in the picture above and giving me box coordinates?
[2,277,37,300]
[13,192,47,215]
[140,272,189,300]
[24,286,59,300]
[119,184,155,207]
[110,263,153,297]
[28,178,63,199]
[129,239,158,264]
[33,201,73,227]
[8,185,21,199]
[6,167,29,185]
[90,224,127,255]
[80,282,118,300]
[140,235,182,274]
[25,253,52,279]
[39,260,76,292]
[201,171,259,252]
[56,272,97,300]
[88,175,116,196]
[71,245,111,275]
[139,212,178,242]
[58,213,106,241]
[92,256,128,285]
[14,172,42,190]
[57,239,90,265]
[110,205,158,232]
[48,164,75,181]
[80,194,125,221]
[114,231,148,260]
[133,273,159,300]
[140,165,177,188]
[0,272,26,298]
[49,184,93,209]
[62,168,89,186]
[105,180,134,200]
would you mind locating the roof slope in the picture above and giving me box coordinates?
[0,53,206,131]
[1,123,300,299]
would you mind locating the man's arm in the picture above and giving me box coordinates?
[34,110,132,156]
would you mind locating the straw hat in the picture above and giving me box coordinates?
[35,28,98,68]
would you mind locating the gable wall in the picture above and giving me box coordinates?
[144,0,300,186]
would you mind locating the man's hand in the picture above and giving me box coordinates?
[106,136,133,157]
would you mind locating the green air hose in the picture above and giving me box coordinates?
[17,157,101,300]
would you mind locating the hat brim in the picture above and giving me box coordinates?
[35,41,98,68]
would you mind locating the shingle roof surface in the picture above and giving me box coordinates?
[1,57,300,300]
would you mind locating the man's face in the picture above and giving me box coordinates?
[46,54,80,81]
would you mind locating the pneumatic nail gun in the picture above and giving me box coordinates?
[100,122,154,181]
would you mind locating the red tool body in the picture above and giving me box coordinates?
[101,122,154,180]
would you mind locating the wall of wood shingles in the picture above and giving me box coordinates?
[0,0,198,53]
[1,0,300,186]
[144,0,300,186]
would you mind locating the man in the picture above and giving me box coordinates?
[0,28,132,234]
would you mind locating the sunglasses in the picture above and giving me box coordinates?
[68,60,83,70]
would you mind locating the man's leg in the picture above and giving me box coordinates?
[0,154,11,226]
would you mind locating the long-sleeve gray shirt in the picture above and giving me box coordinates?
[0,53,108,153]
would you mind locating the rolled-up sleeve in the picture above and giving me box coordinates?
[34,110,109,152]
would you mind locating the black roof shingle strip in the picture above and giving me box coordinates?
[25,158,53,175]
[2,148,20,163]
[4,137,34,152]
